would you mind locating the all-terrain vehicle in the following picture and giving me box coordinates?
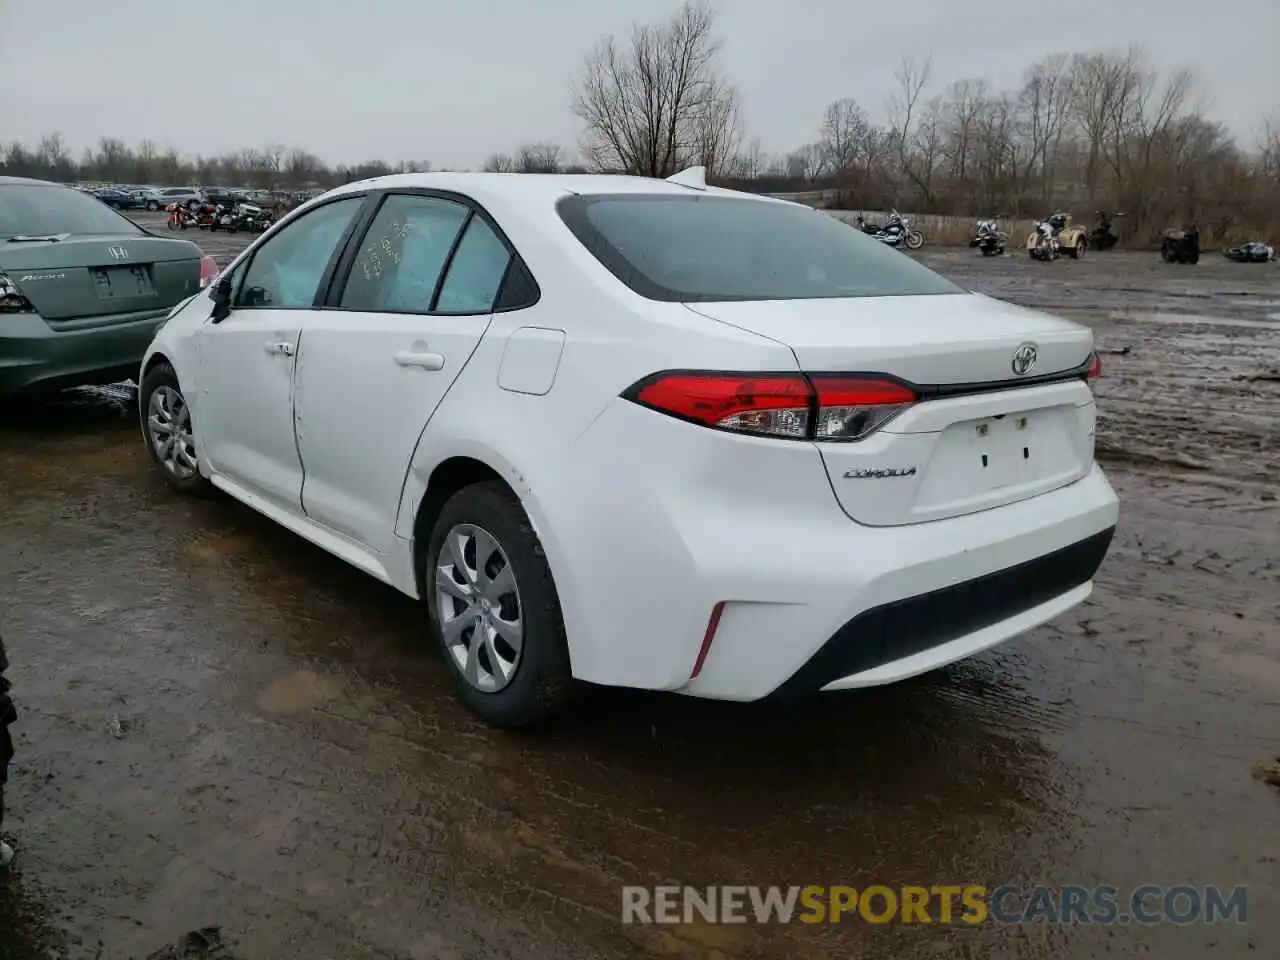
[1160,226,1200,264]
[1090,211,1123,251]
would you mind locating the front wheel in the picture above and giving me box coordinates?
[139,363,215,497]
[424,482,575,727]
[905,230,925,250]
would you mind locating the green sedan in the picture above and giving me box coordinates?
[0,176,215,399]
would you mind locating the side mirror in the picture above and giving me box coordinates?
[209,277,232,323]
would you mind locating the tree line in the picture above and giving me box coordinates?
[3,1,1277,242]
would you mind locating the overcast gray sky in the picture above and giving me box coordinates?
[1,0,1274,169]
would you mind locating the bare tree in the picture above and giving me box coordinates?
[689,80,743,177]
[515,142,564,173]
[819,98,873,174]
[571,0,739,177]
[783,143,825,181]
[887,53,938,207]
[1017,54,1075,198]
[483,152,515,173]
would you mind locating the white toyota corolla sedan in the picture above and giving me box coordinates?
[139,168,1119,726]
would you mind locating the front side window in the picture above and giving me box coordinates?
[339,194,470,313]
[235,196,364,309]
[0,184,143,239]
[557,194,962,302]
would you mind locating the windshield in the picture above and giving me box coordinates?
[0,184,143,239]
[556,194,961,302]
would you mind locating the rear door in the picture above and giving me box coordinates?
[293,190,517,555]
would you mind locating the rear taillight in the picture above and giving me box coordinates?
[625,371,917,442]
[809,375,918,440]
[1086,351,1101,380]
[0,273,36,314]
[199,254,219,288]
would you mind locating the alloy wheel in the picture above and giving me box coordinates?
[147,385,198,480]
[435,524,524,693]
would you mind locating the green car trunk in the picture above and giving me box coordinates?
[1,235,201,324]
[2,178,206,397]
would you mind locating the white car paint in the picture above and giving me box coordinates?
[141,170,1118,705]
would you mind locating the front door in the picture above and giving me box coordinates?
[294,193,515,555]
[197,195,367,512]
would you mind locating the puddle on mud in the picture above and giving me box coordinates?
[1111,310,1278,330]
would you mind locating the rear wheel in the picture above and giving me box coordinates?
[140,363,214,497]
[1069,239,1086,259]
[423,482,575,727]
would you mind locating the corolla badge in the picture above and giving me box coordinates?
[843,467,918,479]
[1011,342,1038,376]
[107,245,129,260]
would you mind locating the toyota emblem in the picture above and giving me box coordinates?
[107,245,129,261]
[1011,342,1038,376]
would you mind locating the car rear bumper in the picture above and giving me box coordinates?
[0,309,169,398]
[531,398,1120,699]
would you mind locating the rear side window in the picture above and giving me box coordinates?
[557,194,961,302]
[0,184,143,239]
[434,216,512,314]
[340,194,470,313]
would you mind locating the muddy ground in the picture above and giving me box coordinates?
[0,222,1277,959]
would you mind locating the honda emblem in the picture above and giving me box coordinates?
[107,245,129,261]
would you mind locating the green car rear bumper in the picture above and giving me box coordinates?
[0,308,169,398]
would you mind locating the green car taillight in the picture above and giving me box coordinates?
[0,273,36,314]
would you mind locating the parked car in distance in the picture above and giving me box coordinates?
[0,176,218,399]
[93,188,137,210]
[145,187,204,211]
[201,188,247,209]
[138,169,1119,727]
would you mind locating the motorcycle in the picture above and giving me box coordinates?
[192,203,219,230]
[970,216,1007,256]
[233,202,274,233]
[1160,226,1200,264]
[165,202,194,230]
[1027,212,1087,261]
[855,210,925,250]
[1090,211,1123,251]
[1222,242,1276,263]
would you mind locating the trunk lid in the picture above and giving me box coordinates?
[685,293,1098,526]
[0,234,203,323]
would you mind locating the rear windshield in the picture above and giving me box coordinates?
[557,194,961,302]
[0,184,143,239]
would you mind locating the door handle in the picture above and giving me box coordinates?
[394,349,446,371]
[263,340,295,356]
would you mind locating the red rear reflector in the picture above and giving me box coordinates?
[690,601,726,679]
[626,371,917,441]
[1086,352,1101,379]
[199,254,219,288]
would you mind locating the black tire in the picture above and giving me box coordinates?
[1069,239,1086,259]
[423,481,575,727]
[139,362,215,498]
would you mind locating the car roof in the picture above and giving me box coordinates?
[321,171,797,208]
[0,175,62,187]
